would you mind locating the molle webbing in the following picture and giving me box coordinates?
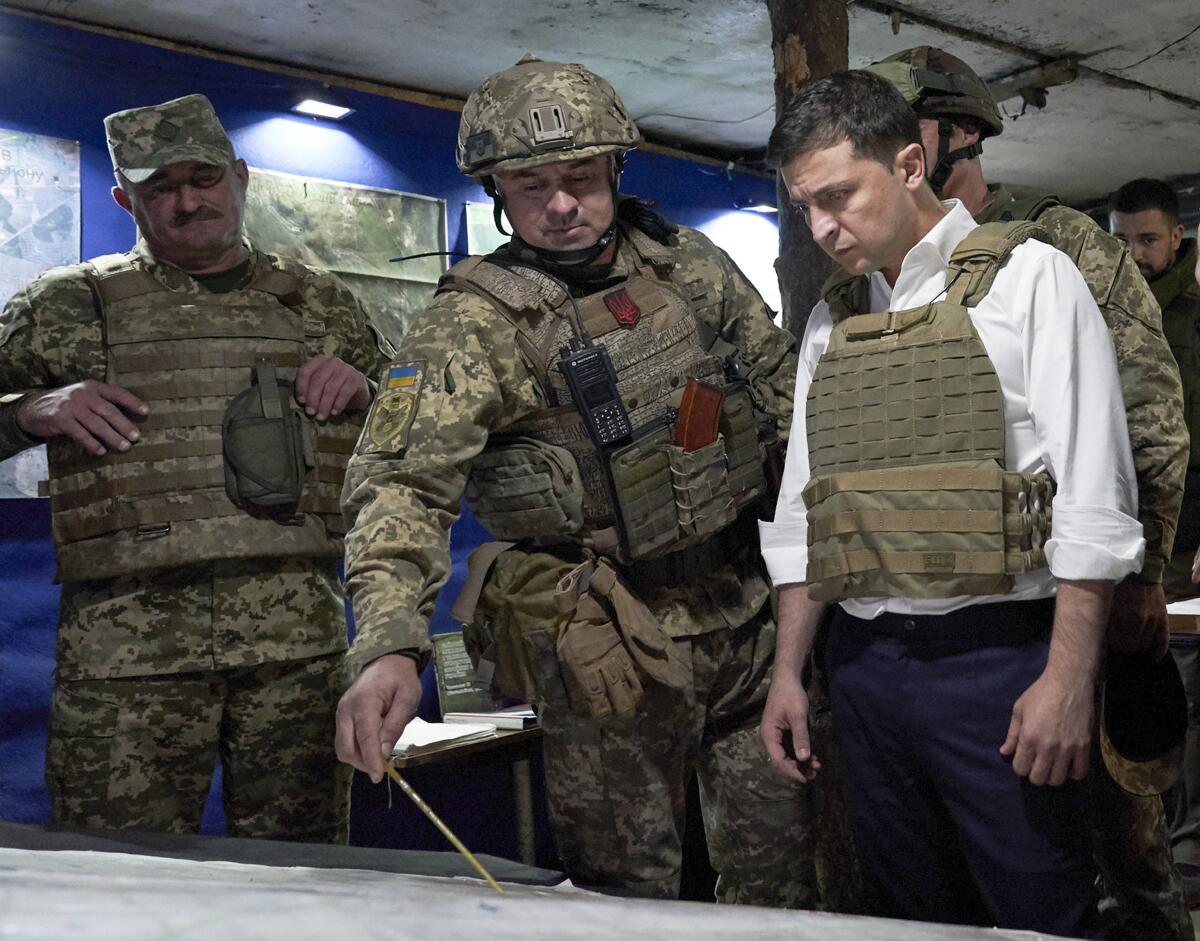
[46,259,358,576]
[804,220,1052,601]
[451,237,764,561]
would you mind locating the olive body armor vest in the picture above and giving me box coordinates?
[441,223,769,563]
[807,222,1053,601]
[46,255,362,583]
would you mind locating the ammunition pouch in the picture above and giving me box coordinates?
[607,383,767,561]
[222,358,313,518]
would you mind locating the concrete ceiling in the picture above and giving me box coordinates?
[6,0,1200,204]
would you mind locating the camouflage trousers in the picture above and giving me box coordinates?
[1091,742,1193,941]
[45,653,349,843]
[539,606,818,906]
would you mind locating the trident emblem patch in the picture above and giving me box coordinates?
[603,287,641,327]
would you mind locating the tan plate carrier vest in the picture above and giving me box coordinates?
[806,221,1054,601]
[45,254,363,583]
[440,223,768,563]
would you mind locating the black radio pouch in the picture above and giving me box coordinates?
[222,357,312,519]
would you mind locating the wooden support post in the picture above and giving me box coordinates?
[766,0,849,338]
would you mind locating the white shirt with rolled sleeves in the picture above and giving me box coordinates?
[760,199,1145,617]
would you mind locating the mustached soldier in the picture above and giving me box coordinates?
[335,56,814,904]
[0,94,392,841]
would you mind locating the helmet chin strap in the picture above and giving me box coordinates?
[926,117,982,195]
[488,155,624,274]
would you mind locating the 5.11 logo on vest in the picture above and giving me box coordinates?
[603,287,641,327]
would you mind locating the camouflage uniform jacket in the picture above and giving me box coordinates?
[342,221,798,675]
[0,239,392,678]
[977,184,1187,583]
[1148,239,1200,469]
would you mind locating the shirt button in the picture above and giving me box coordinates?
[903,618,916,631]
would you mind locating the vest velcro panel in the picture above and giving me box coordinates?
[805,221,1053,601]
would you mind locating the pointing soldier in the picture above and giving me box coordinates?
[335,56,813,904]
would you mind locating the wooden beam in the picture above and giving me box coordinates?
[767,0,848,339]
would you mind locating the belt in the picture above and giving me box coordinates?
[622,512,759,591]
[836,596,1055,648]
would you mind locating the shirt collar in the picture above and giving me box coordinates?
[886,199,979,308]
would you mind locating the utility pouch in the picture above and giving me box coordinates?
[666,435,736,539]
[608,420,680,559]
[464,436,584,543]
[222,357,312,516]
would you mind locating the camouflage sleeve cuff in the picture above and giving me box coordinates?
[0,395,43,460]
[343,619,433,678]
[1137,553,1166,585]
[1137,519,1167,584]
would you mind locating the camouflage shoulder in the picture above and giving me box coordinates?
[1029,204,1109,262]
[3,261,102,326]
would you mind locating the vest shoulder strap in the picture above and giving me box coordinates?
[85,254,159,307]
[822,268,872,322]
[946,220,1048,307]
[439,254,568,331]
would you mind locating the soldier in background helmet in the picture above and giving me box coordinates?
[868,47,1191,941]
[0,94,392,840]
[335,55,813,905]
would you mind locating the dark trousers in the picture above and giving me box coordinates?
[826,599,1099,938]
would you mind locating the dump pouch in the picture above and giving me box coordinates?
[222,357,312,515]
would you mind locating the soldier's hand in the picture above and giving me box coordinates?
[760,668,821,783]
[335,653,422,784]
[16,381,148,456]
[295,355,370,421]
[1108,577,1169,660]
[1000,669,1092,786]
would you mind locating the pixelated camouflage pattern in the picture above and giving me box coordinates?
[0,239,389,678]
[976,186,1188,584]
[104,93,235,184]
[1090,749,1194,941]
[56,556,346,681]
[46,652,349,842]
[538,608,817,905]
[342,219,797,675]
[870,47,1005,137]
[457,55,640,177]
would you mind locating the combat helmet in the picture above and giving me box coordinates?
[458,54,640,179]
[868,46,1004,193]
[458,54,641,266]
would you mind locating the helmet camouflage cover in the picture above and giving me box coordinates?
[457,54,640,177]
[868,45,1005,138]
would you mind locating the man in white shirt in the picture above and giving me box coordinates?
[759,70,1143,938]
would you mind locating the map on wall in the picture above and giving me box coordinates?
[0,128,81,498]
[243,168,446,347]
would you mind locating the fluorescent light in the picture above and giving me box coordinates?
[734,197,777,213]
[292,98,353,120]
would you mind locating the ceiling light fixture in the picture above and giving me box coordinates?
[291,87,353,120]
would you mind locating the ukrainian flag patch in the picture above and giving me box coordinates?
[386,363,421,389]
